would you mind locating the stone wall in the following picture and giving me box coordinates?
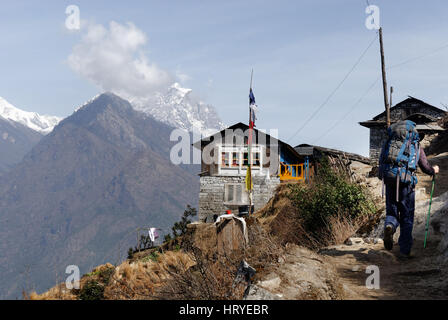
[420,133,439,150]
[369,127,387,163]
[199,175,280,222]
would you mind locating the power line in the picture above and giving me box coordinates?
[313,75,381,144]
[311,39,448,144]
[388,42,448,70]
[286,32,378,143]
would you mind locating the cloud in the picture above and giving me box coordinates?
[68,21,174,101]
[175,69,192,84]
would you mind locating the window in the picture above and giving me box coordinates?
[219,146,263,173]
[221,152,230,167]
[243,152,249,167]
[224,184,249,205]
[264,148,271,168]
[242,152,260,167]
[225,184,234,202]
[231,152,239,167]
[253,152,260,167]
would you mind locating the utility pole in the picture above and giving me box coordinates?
[390,86,394,110]
[379,27,391,128]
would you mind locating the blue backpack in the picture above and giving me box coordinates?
[378,120,420,186]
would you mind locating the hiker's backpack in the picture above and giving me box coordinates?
[378,120,420,186]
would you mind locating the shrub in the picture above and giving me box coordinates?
[79,280,104,300]
[140,250,159,263]
[172,205,197,238]
[285,157,376,247]
[163,205,197,242]
[127,247,134,260]
[97,266,115,284]
[128,234,156,258]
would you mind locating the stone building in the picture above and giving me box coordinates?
[193,122,307,222]
[360,96,446,163]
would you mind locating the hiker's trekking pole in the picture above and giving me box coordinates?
[424,175,436,248]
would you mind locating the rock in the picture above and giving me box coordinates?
[346,237,364,245]
[258,276,282,291]
[351,265,361,272]
[374,238,383,245]
[244,285,280,300]
[255,245,345,300]
[431,208,448,262]
[216,217,246,256]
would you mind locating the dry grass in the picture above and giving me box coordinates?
[26,284,78,300]
[154,218,283,300]
[104,250,194,300]
[255,181,378,249]
[256,183,324,249]
[324,212,362,245]
[26,218,284,301]
[25,263,115,300]
[26,251,196,300]
[154,248,244,300]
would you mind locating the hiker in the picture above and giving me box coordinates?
[378,120,440,258]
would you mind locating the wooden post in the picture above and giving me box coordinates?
[390,86,393,108]
[248,69,254,216]
[379,27,391,128]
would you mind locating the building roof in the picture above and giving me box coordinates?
[372,96,446,121]
[295,144,371,164]
[192,122,301,158]
[359,120,445,132]
[360,96,447,130]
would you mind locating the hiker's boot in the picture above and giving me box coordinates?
[384,224,394,251]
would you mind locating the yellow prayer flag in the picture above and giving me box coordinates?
[245,166,253,191]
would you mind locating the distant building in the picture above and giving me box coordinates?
[193,122,309,222]
[360,96,446,162]
[294,144,371,165]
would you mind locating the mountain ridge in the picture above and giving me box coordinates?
[130,83,225,135]
[0,92,199,299]
[0,96,61,134]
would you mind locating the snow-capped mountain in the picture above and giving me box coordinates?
[130,83,225,136]
[74,94,101,113]
[0,96,62,134]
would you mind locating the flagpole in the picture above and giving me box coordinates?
[248,69,254,216]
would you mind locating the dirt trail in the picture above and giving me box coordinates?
[320,234,448,300]
[320,180,448,301]
[325,149,448,300]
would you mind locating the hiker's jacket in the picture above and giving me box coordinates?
[418,147,435,176]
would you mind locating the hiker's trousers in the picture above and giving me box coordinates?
[384,179,415,255]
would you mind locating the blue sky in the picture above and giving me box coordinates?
[1,0,448,156]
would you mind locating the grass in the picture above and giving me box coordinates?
[257,157,377,249]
